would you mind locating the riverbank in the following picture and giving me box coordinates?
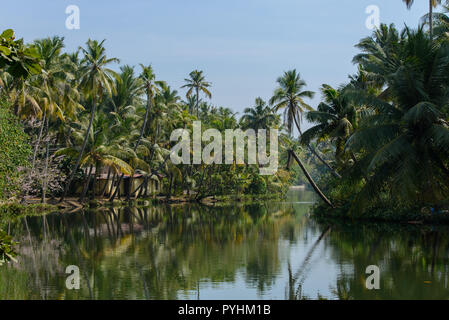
[312,202,449,224]
[0,202,58,226]
[0,191,288,214]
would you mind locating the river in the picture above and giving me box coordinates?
[1,189,448,300]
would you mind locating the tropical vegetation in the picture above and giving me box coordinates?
[1,2,449,226]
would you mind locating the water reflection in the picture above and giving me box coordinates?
[1,190,449,300]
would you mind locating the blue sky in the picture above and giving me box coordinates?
[0,0,431,130]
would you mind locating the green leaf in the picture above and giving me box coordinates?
[0,29,14,39]
[0,45,11,56]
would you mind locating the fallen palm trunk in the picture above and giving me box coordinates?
[288,149,334,208]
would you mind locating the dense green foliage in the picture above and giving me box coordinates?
[0,98,31,199]
[2,2,448,223]
[307,22,449,219]
[0,30,302,205]
[0,230,16,266]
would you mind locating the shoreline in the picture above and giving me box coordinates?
[0,192,287,214]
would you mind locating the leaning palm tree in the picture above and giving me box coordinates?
[403,0,444,38]
[181,70,212,117]
[60,39,119,202]
[270,70,335,206]
[270,70,341,178]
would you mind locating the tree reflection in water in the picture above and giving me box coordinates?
[2,190,449,300]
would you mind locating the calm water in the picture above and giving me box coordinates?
[1,189,449,300]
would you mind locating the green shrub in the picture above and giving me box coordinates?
[0,97,31,199]
[0,230,17,266]
[247,174,267,195]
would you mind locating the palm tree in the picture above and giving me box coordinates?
[181,70,212,117]
[270,70,335,205]
[403,0,444,38]
[270,70,314,137]
[270,70,341,178]
[430,4,449,40]
[184,94,198,115]
[107,65,143,115]
[347,26,449,213]
[241,97,277,131]
[136,65,159,152]
[56,112,133,201]
[109,64,159,201]
[302,85,357,167]
[60,39,119,202]
[32,37,83,202]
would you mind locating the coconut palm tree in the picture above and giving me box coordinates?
[241,97,277,131]
[269,70,335,204]
[403,0,444,38]
[347,26,449,213]
[302,85,357,167]
[270,70,314,137]
[60,39,119,202]
[56,112,133,202]
[270,70,341,178]
[32,37,83,202]
[107,65,143,115]
[181,70,212,117]
[109,64,159,201]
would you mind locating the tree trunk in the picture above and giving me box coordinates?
[100,167,111,197]
[293,114,341,179]
[196,87,199,118]
[144,177,149,197]
[126,175,134,201]
[79,165,93,202]
[60,95,97,202]
[430,0,433,39]
[31,115,46,172]
[167,174,173,200]
[111,88,151,202]
[289,150,334,208]
[90,165,98,200]
[41,117,50,203]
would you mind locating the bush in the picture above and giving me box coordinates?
[247,174,267,195]
[0,230,17,266]
[0,97,31,199]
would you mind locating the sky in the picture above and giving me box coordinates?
[0,0,432,131]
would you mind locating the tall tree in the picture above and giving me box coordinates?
[109,64,159,201]
[106,65,143,116]
[181,70,211,117]
[60,39,119,202]
[270,70,341,178]
[403,0,443,38]
[302,85,357,168]
[270,70,314,137]
[348,26,449,213]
